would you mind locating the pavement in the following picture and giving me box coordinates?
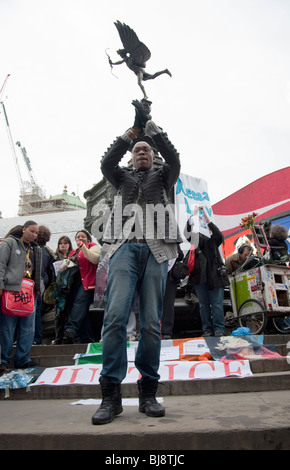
[1,389,290,450]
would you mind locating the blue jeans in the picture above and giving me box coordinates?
[195,283,225,333]
[0,303,36,368]
[101,243,168,384]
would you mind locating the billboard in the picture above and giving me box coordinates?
[212,167,290,257]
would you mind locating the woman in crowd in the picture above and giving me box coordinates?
[0,221,42,373]
[185,210,229,337]
[63,230,100,343]
[51,235,74,344]
[55,235,73,260]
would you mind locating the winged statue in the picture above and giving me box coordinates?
[107,21,172,99]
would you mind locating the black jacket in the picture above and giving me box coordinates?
[268,237,289,261]
[101,132,182,244]
[186,221,229,290]
[39,244,56,288]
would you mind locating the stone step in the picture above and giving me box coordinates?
[2,334,290,450]
[2,334,289,401]
[2,365,290,401]
[23,351,290,371]
[263,334,290,345]
[9,337,290,369]
[13,333,290,357]
[1,391,290,450]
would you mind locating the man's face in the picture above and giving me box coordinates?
[132,141,155,171]
[241,246,252,260]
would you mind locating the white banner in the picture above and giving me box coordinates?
[174,173,213,247]
[31,359,252,387]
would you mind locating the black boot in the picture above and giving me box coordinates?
[138,378,165,417]
[91,377,123,425]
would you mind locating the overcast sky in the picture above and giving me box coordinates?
[0,0,289,218]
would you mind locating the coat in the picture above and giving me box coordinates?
[101,132,182,245]
[0,235,42,294]
[186,222,229,290]
[267,237,289,261]
[69,242,100,291]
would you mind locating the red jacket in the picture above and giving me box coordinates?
[69,242,99,291]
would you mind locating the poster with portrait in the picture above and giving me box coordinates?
[204,335,282,362]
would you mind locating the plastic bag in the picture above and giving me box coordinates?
[231,327,251,336]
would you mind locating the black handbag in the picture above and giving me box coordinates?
[170,261,188,281]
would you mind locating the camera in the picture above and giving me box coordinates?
[217,265,227,277]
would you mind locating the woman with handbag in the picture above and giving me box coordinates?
[185,210,229,337]
[0,221,42,374]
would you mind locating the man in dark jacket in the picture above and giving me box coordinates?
[92,100,181,425]
[267,224,289,262]
[34,225,55,344]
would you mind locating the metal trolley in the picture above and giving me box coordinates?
[225,224,290,335]
[226,263,290,334]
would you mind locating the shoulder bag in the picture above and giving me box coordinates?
[1,278,35,317]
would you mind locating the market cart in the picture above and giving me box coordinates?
[226,263,290,334]
[225,223,290,334]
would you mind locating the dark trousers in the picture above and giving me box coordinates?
[161,274,178,336]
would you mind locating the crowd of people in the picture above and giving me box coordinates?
[0,216,287,370]
[0,212,289,421]
[0,100,289,426]
[0,223,100,375]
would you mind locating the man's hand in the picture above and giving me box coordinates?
[203,210,211,225]
[133,106,143,130]
[132,99,152,127]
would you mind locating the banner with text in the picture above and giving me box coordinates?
[31,359,253,387]
[174,173,213,248]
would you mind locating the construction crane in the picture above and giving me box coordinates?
[0,76,23,193]
[15,141,44,194]
[1,100,45,196]
[0,75,45,214]
[1,100,23,191]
